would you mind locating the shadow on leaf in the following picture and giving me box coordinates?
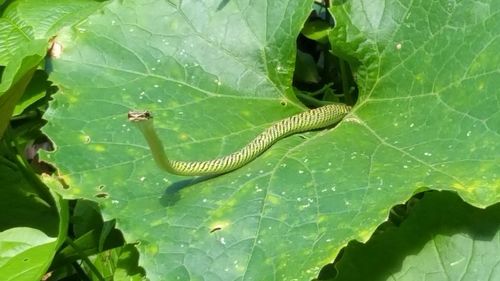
[317,190,500,281]
[159,174,218,206]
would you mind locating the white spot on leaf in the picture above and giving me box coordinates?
[50,42,63,59]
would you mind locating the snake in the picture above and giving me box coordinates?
[128,103,351,176]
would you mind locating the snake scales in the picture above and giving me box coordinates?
[128,103,351,176]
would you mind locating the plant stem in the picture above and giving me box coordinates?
[295,91,334,107]
[339,58,354,105]
[66,238,106,281]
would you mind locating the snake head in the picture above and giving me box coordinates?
[128,110,153,122]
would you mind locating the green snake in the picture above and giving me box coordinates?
[128,103,351,176]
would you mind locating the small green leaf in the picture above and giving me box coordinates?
[294,49,320,83]
[113,244,145,281]
[0,40,45,138]
[302,19,330,43]
[12,69,50,116]
[0,228,56,281]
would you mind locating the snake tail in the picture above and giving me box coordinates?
[128,103,351,176]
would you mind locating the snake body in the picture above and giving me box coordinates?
[128,103,351,176]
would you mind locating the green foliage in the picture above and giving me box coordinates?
[0,0,498,280]
[0,139,67,280]
[0,40,46,138]
[319,191,500,280]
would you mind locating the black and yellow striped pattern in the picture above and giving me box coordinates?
[129,103,351,176]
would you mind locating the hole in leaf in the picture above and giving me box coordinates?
[58,176,70,189]
[294,1,358,109]
[210,227,222,233]
[95,192,109,199]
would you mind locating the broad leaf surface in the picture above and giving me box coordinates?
[328,0,500,206]
[0,228,56,281]
[41,0,500,280]
[0,0,103,66]
[329,191,500,281]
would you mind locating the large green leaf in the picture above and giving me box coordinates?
[41,0,499,280]
[0,0,104,66]
[329,191,500,281]
[328,0,500,205]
